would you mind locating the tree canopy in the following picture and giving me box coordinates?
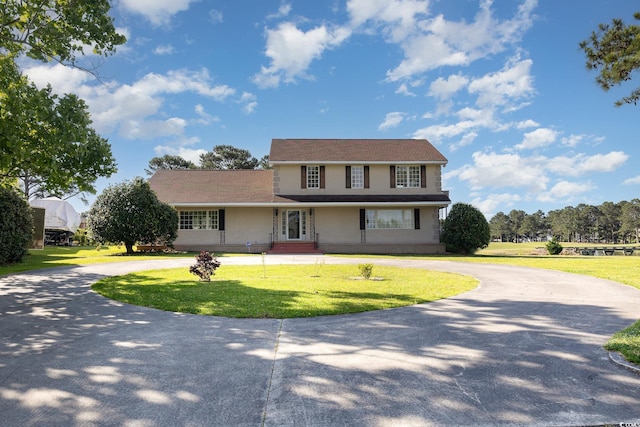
[489,199,640,244]
[200,145,260,170]
[145,155,197,176]
[87,178,178,254]
[146,145,270,175]
[441,203,490,255]
[580,12,640,106]
[0,57,116,199]
[1,1,124,200]
[0,0,126,66]
[0,187,33,265]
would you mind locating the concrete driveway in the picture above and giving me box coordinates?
[1,255,639,426]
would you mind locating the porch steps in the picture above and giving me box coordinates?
[268,242,323,254]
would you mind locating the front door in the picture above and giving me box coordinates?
[287,210,301,240]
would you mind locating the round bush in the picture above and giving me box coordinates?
[441,202,490,255]
[546,239,563,255]
[0,187,34,264]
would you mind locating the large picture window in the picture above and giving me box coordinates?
[365,209,414,229]
[179,210,219,230]
[396,165,421,188]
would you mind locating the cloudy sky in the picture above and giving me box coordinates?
[23,0,640,217]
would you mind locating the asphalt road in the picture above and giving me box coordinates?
[1,255,639,426]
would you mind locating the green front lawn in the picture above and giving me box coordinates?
[4,244,640,365]
[0,246,193,276]
[92,264,478,318]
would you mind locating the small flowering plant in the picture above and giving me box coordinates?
[189,251,221,281]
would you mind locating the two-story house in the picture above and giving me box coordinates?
[148,139,451,254]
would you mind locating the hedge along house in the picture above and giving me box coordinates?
[148,139,451,254]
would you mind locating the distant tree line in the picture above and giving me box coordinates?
[146,145,270,175]
[489,199,640,244]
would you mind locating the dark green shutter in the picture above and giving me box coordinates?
[346,166,351,188]
[219,209,225,231]
[301,166,307,189]
[414,208,420,230]
[360,209,366,230]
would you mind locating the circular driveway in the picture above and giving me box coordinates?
[1,255,640,426]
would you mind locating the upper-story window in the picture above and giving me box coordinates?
[396,165,420,188]
[346,165,369,189]
[351,166,364,188]
[391,165,426,188]
[307,165,320,188]
[301,165,325,189]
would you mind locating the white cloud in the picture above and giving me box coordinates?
[515,127,557,150]
[516,119,539,129]
[413,120,478,143]
[450,131,478,151]
[267,3,292,20]
[452,151,549,192]
[194,104,220,125]
[395,82,417,97]
[24,64,239,140]
[537,181,594,203]
[347,0,428,42]
[154,139,207,164]
[239,92,258,114]
[470,192,522,218]
[153,44,176,55]
[561,134,583,147]
[209,9,223,24]
[428,73,469,100]
[384,0,537,81]
[546,151,629,177]
[118,0,198,26]
[468,59,534,108]
[121,117,187,140]
[253,22,351,88]
[624,176,640,185]
[378,112,405,130]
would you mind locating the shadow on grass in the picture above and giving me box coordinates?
[92,275,432,319]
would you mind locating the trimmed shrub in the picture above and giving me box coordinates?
[358,263,374,280]
[546,239,563,255]
[441,202,490,255]
[0,187,34,264]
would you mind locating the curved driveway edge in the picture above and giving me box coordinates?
[1,255,640,426]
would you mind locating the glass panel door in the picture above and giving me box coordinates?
[287,210,301,240]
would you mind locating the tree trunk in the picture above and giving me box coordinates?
[125,242,135,254]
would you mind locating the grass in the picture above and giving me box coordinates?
[92,264,478,318]
[0,246,193,276]
[4,243,640,364]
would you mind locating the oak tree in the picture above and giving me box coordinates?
[87,178,178,254]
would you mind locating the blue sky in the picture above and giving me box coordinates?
[22,0,640,217]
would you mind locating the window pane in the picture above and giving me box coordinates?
[365,209,414,229]
[396,166,407,188]
[396,165,420,188]
[307,165,319,189]
[179,210,219,230]
[351,166,364,189]
[408,166,420,188]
